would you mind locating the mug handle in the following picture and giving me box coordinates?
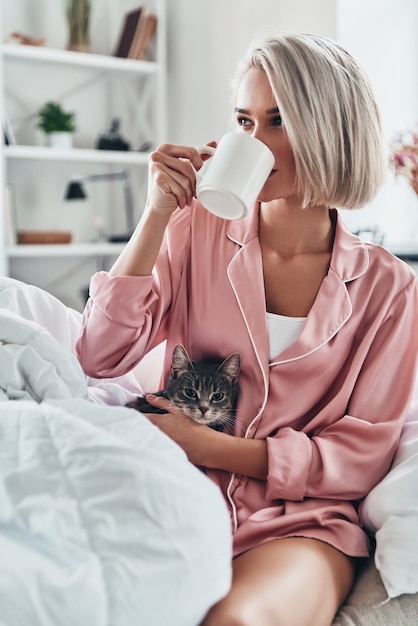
[195,145,216,180]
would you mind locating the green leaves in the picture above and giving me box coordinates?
[37,101,77,133]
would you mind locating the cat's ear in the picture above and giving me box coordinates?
[218,353,241,382]
[171,344,193,377]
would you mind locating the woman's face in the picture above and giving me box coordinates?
[234,68,297,203]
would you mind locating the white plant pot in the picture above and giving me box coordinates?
[46,132,73,149]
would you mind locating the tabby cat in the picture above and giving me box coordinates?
[126,344,241,431]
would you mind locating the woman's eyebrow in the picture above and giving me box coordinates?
[234,107,281,114]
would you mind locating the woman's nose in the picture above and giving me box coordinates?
[250,122,266,141]
[252,128,271,150]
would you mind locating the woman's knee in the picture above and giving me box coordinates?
[201,537,355,626]
[201,592,273,626]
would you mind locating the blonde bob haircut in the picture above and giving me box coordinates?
[232,33,387,209]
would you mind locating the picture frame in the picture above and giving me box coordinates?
[3,184,17,245]
[3,113,16,145]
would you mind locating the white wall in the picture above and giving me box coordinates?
[164,0,418,250]
[0,1,4,275]
[165,0,336,145]
[1,0,337,307]
[166,0,417,250]
[336,0,418,246]
[2,0,417,307]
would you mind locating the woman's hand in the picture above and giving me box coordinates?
[146,143,214,218]
[144,394,269,480]
[109,141,215,276]
[143,394,215,466]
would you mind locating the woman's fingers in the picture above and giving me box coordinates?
[144,394,173,411]
[147,143,213,213]
[151,157,195,205]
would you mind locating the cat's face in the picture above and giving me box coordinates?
[165,345,240,430]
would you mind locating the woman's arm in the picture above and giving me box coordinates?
[109,143,206,277]
[144,395,269,480]
[76,144,208,377]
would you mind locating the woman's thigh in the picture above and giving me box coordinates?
[200,537,355,626]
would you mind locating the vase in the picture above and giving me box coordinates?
[46,132,73,149]
[66,0,91,53]
[67,43,90,53]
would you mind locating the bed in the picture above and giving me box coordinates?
[0,277,232,626]
[0,276,417,625]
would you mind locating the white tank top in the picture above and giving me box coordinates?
[266,311,306,361]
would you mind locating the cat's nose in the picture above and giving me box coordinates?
[199,405,209,415]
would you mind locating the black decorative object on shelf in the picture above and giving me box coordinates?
[96,118,130,151]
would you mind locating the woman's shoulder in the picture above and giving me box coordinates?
[366,241,417,288]
[334,211,416,291]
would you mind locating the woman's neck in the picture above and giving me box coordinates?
[259,200,334,259]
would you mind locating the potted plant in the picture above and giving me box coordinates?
[37,101,77,148]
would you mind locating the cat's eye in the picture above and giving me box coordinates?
[212,392,225,402]
[184,388,198,399]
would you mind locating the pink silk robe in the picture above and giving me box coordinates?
[77,202,418,558]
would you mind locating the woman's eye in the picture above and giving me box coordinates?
[271,115,283,127]
[184,388,197,399]
[236,116,252,128]
[212,392,225,402]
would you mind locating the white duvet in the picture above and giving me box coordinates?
[0,293,232,626]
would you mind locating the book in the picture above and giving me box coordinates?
[129,11,157,60]
[127,7,149,59]
[113,7,143,58]
[17,231,72,244]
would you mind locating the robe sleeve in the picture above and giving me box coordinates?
[265,277,418,502]
[76,208,192,378]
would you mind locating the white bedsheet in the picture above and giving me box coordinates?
[0,275,145,406]
[0,291,232,626]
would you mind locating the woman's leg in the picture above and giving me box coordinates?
[200,537,355,626]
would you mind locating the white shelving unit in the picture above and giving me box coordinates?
[6,242,126,258]
[0,0,166,309]
[4,144,150,165]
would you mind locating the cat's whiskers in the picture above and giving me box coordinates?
[228,411,250,437]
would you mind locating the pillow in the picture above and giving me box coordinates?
[360,378,418,598]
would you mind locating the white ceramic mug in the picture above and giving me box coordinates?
[195,133,275,220]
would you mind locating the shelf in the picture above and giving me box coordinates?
[4,145,150,165]
[6,242,126,258]
[0,0,166,291]
[1,43,157,75]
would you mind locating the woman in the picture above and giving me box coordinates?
[77,34,418,625]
